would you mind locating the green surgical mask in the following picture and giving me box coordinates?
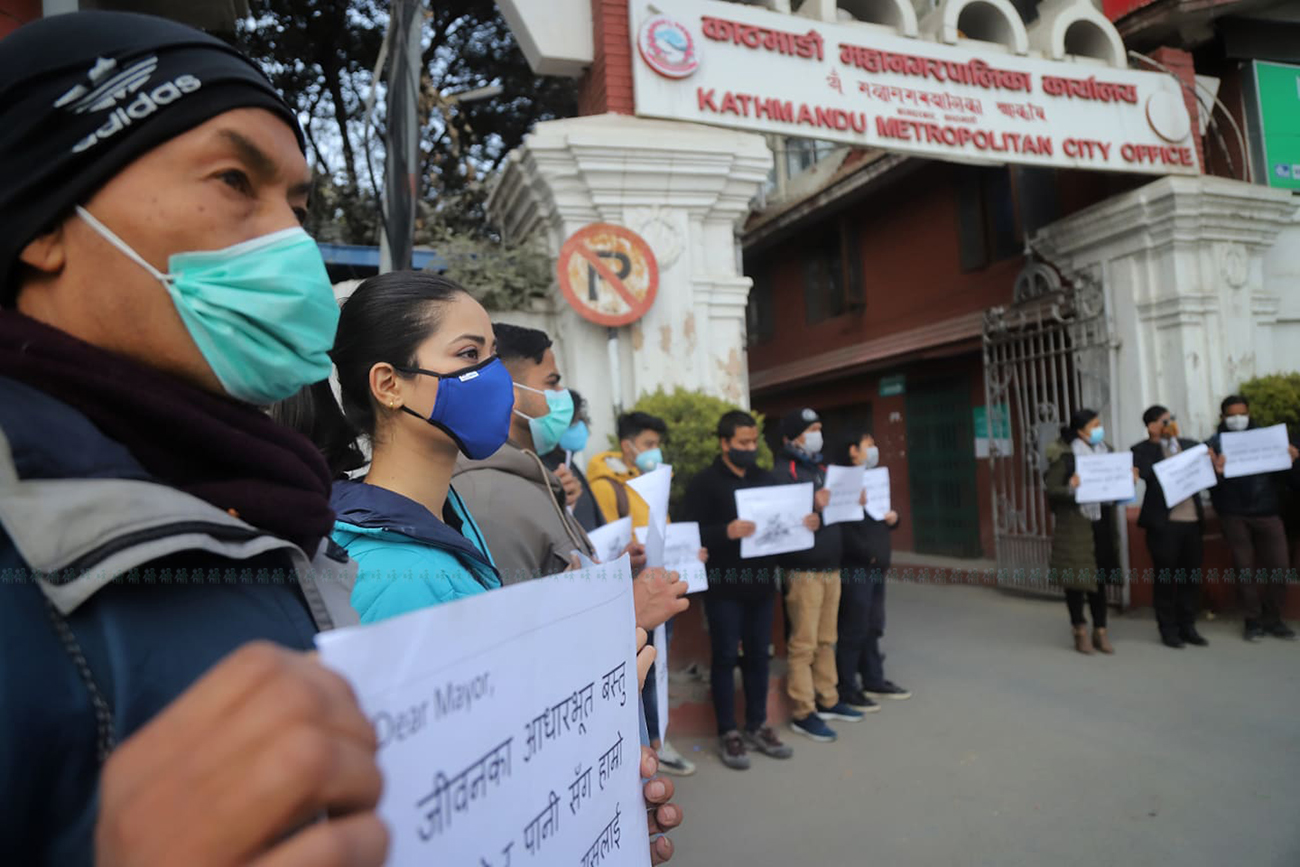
[76,205,338,405]
[514,383,574,456]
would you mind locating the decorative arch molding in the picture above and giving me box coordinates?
[836,0,920,38]
[1028,0,1126,66]
[921,0,1030,56]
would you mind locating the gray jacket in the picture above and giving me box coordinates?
[453,442,595,584]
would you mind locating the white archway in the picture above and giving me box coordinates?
[922,0,1030,55]
[836,0,920,37]
[1028,0,1127,66]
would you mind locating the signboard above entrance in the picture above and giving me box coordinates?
[630,0,1199,176]
[557,223,660,327]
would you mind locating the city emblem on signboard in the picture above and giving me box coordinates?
[637,13,699,79]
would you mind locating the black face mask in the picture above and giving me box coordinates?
[728,448,758,469]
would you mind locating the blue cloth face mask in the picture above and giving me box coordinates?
[1089,426,1106,446]
[634,447,663,473]
[559,420,590,454]
[397,356,514,459]
[514,383,574,456]
[76,206,338,405]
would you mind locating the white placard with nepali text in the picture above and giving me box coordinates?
[735,482,815,558]
[316,558,648,867]
[862,467,892,522]
[1220,424,1293,479]
[635,522,709,593]
[1074,451,1135,504]
[823,463,866,525]
[1152,443,1217,510]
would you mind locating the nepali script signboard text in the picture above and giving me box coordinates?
[631,0,1198,176]
[316,558,648,867]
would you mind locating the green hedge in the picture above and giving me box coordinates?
[1238,373,1300,436]
[622,387,773,515]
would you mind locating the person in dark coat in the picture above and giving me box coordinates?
[1132,405,1208,649]
[681,410,794,770]
[1043,409,1130,655]
[831,431,907,712]
[1204,394,1300,642]
[541,388,605,533]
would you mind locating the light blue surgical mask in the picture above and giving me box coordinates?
[1089,426,1106,446]
[514,383,574,456]
[559,420,590,454]
[634,446,663,473]
[76,206,338,405]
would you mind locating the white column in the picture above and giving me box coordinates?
[489,113,772,446]
[1034,175,1298,443]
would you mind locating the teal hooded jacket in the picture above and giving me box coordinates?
[330,479,500,622]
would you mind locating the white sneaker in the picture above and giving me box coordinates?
[657,739,697,776]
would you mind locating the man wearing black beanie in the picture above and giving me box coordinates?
[0,12,386,866]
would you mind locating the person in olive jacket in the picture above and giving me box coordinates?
[1043,409,1129,655]
[831,431,908,711]
[1132,405,1208,649]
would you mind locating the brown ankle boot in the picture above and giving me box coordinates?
[1073,625,1094,655]
[1092,627,1114,654]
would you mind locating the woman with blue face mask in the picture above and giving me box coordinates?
[1043,408,1125,655]
[276,272,513,623]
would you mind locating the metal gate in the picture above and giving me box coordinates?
[981,260,1124,601]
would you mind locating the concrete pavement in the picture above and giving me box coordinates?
[664,582,1300,867]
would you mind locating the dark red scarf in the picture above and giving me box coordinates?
[0,312,334,553]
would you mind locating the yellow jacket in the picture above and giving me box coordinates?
[585,450,652,528]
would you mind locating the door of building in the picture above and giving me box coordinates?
[982,262,1124,603]
[905,378,982,558]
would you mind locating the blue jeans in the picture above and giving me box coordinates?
[705,594,776,735]
[641,618,674,742]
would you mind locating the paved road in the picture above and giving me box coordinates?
[665,582,1300,867]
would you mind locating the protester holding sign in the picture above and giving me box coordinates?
[1044,410,1128,654]
[1133,405,1208,649]
[278,272,507,622]
[1204,395,1300,642]
[681,410,795,770]
[779,408,865,741]
[831,432,908,709]
[0,12,384,862]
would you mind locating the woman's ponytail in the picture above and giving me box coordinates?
[271,380,366,478]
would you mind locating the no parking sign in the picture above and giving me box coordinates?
[557,223,659,327]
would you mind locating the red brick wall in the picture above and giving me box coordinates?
[0,0,42,38]
[577,0,634,116]
[1148,46,1205,173]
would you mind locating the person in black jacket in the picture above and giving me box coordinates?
[1204,394,1300,642]
[682,410,795,770]
[777,408,864,742]
[831,431,908,714]
[1132,405,1209,648]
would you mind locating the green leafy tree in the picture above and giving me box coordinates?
[624,388,774,515]
[1238,372,1300,437]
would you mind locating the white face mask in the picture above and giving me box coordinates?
[801,430,823,456]
[1224,415,1249,432]
[863,445,880,468]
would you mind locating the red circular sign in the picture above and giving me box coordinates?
[637,15,699,80]
[557,224,659,327]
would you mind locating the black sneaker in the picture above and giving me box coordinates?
[1161,634,1186,649]
[842,691,881,713]
[864,680,913,700]
[1180,628,1209,647]
[1244,622,1266,643]
[1265,622,1298,641]
[743,725,793,759]
[718,730,750,770]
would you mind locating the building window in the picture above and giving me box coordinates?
[784,137,836,181]
[746,264,775,346]
[957,166,1021,272]
[801,217,864,324]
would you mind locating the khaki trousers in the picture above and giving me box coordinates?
[785,569,841,718]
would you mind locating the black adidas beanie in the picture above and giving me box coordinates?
[0,11,304,306]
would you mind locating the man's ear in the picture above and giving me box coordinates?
[18,224,67,276]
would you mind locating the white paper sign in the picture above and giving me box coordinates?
[1152,443,1217,510]
[1220,424,1293,479]
[735,483,815,558]
[1074,451,1135,504]
[316,558,648,867]
[862,467,891,522]
[626,465,672,536]
[823,463,866,525]
[588,517,633,565]
[653,622,668,742]
[635,523,708,594]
